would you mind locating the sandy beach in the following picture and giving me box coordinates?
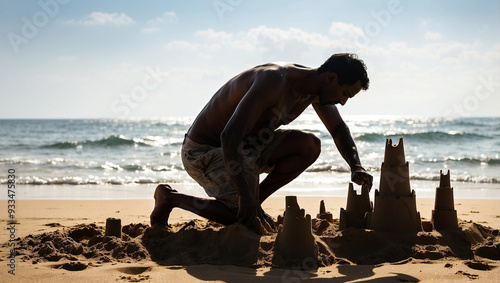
[1,194,499,282]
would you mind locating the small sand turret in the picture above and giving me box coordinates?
[366,137,422,233]
[339,183,372,229]
[432,170,458,230]
[317,200,334,223]
[273,196,318,269]
[105,218,122,238]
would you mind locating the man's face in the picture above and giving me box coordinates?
[319,75,363,106]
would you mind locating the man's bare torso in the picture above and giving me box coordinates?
[187,63,318,147]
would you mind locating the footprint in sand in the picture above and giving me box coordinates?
[51,262,87,271]
[464,260,495,271]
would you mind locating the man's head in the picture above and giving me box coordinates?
[316,53,369,106]
[318,53,369,91]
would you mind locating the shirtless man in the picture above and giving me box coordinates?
[151,53,373,234]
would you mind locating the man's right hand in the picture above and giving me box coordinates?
[351,166,373,191]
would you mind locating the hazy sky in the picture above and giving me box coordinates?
[1,0,499,118]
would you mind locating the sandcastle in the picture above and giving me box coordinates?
[339,183,372,229]
[432,170,459,230]
[273,196,318,269]
[366,137,423,232]
[337,137,461,233]
[274,137,460,268]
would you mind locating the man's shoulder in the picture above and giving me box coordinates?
[251,63,312,80]
[230,62,312,93]
[249,63,283,75]
[236,64,286,86]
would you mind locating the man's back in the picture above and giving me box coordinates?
[187,63,316,147]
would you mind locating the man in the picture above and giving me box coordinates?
[151,53,373,234]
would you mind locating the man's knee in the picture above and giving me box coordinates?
[301,132,321,163]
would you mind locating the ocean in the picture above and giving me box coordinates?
[1,111,499,199]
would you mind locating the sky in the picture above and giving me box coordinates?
[1,0,499,119]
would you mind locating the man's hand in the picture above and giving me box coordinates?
[237,191,275,235]
[236,190,258,223]
[351,166,373,191]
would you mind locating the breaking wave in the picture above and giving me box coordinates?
[41,135,177,149]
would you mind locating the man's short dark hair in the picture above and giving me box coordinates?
[317,53,369,90]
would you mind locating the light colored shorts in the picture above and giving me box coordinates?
[181,130,291,209]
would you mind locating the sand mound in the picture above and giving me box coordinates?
[8,218,499,270]
[143,220,263,267]
[15,223,149,266]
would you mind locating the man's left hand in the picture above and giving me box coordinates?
[351,167,373,191]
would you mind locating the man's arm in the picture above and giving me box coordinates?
[220,71,284,227]
[312,102,373,189]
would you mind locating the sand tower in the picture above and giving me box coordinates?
[431,170,458,230]
[366,137,422,232]
[317,200,334,223]
[339,183,372,229]
[273,196,318,269]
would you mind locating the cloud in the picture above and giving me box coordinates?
[186,26,334,54]
[165,23,390,61]
[360,40,480,63]
[162,23,500,89]
[141,11,177,34]
[66,12,135,26]
[165,29,252,52]
[162,24,379,60]
[246,26,331,48]
[194,29,255,51]
[147,11,177,26]
[329,22,365,38]
[425,31,443,40]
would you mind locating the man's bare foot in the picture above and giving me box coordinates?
[150,184,177,227]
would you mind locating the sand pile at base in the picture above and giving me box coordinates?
[142,220,263,267]
[12,223,149,270]
[7,218,499,270]
[320,220,499,265]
